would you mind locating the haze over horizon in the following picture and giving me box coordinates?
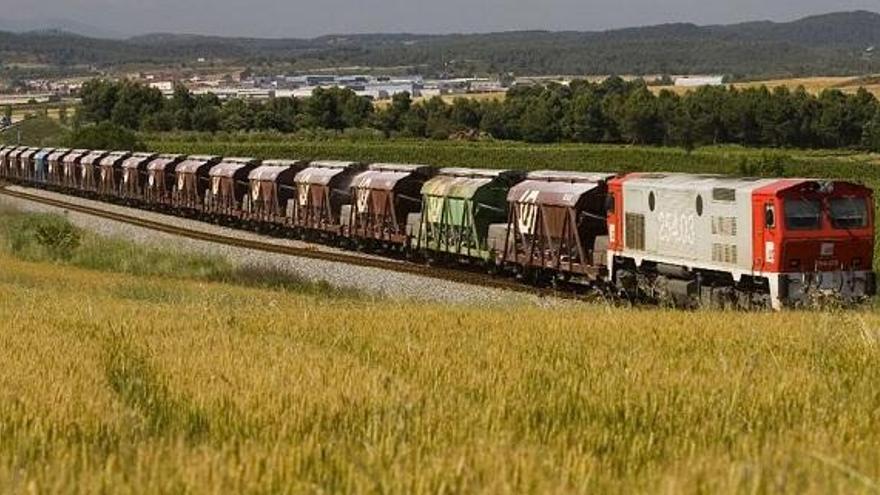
[1,0,880,38]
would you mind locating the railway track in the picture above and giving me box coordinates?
[0,185,574,299]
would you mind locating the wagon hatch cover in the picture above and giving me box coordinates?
[121,153,159,170]
[508,180,602,207]
[295,161,365,186]
[209,158,260,178]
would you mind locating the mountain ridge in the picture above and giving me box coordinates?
[1,10,879,78]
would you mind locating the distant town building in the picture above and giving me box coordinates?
[674,76,725,87]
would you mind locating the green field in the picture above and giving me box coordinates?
[145,134,880,181]
[2,208,880,493]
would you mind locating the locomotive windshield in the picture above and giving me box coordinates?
[829,197,869,229]
[784,199,821,230]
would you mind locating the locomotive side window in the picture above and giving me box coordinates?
[648,191,656,211]
[829,197,868,229]
[784,199,821,230]
[695,195,704,216]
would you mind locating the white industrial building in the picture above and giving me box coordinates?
[674,76,725,87]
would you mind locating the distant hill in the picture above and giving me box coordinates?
[1,11,880,78]
[0,17,123,39]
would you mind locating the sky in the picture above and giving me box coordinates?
[1,0,880,38]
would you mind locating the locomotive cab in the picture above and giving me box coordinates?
[753,180,874,306]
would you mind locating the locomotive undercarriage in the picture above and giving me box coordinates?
[613,258,773,309]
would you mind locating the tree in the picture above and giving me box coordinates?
[519,96,562,143]
[374,91,412,136]
[64,122,146,150]
[220,99,254,131]
[565,90,607,142]
[450,98,482,130]
[862,111,880,152]
[57,105,68,125]
[614,86,661,145]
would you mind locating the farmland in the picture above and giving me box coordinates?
[2,209,880,493]
[145,134,880,180]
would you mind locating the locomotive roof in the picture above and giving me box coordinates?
[622,172,779,193]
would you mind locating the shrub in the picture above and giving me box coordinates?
[3,213,81,261]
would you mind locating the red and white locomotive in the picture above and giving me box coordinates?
[606,173,875,308]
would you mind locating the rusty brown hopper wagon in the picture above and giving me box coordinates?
[119,152,159,201]
[8,147,30,180]
[291,160,367,233]
[172,155,221,211]
[344,163,435,245]
[205,157,261,217]
[46,148,72,186]
[18,148,40,181]
[143,154,187,204]
[245,160,309,223]
[78,150,111,192]
[0,146,15,178]
[96,151,133,196]
[493,170,616,280]
[61,149,91,189]
[3,147,21,179]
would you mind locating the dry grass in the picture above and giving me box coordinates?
[2,240,880,493]
[652,75,880,96]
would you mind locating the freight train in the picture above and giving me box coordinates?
[0,144,874,309]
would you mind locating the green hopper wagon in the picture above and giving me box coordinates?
[410,167,524,262]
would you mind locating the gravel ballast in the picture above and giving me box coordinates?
[1,186,560,306]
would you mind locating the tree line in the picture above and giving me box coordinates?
[76,78,880,152]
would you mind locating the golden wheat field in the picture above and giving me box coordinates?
[3,234,880,493]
